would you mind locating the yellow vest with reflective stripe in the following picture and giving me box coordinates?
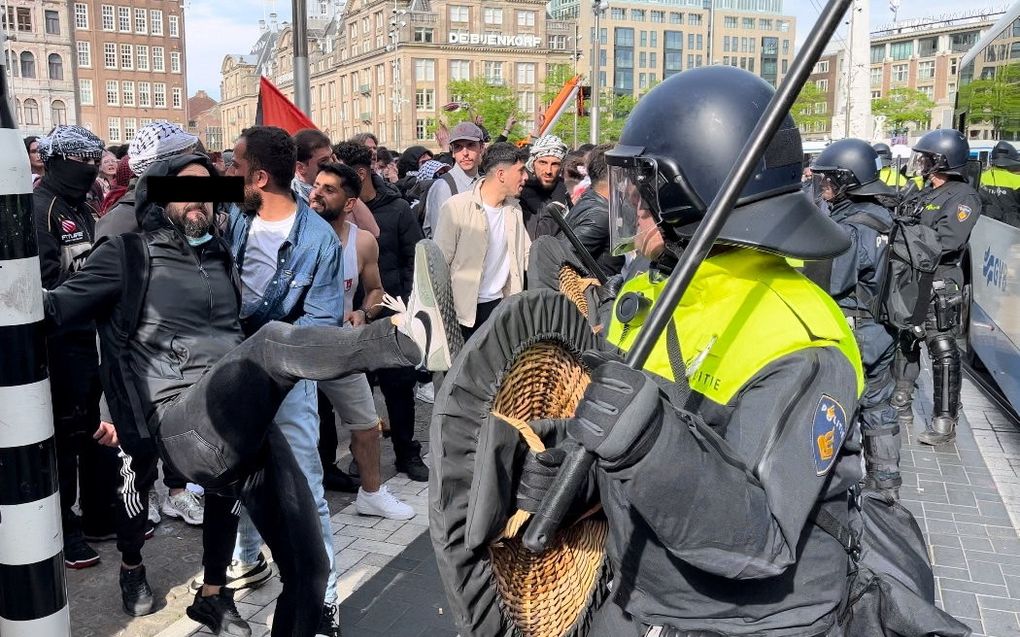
[980,166,1020,191]
[606,250,865,405]
[879,167,922,190]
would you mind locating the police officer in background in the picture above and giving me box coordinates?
[979,140,1020,227]
[521,66,864,636]
[810,140,901,502]
[874,142,922,192]
[894,130,982,446]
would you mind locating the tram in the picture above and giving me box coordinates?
[956,3,1020,413]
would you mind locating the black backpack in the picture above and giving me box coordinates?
[411,172,459,229]
[853,212,940,332]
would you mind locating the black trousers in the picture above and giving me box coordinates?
[154,320,418,636]
[376,366,420,464]
[460,298,502,341]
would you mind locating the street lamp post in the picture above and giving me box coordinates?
[388,0,407,148]
[292,0,311,115]
[590,0,608,144]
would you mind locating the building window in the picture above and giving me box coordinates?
[153,47,165,72]
[118,7,130,31]
[484,61,503,84]
[172,87,182,109]
[108,117,121,143]
[104,43,116,68]
[414,59,435,82]
[45,10,60,35]
[871,90,882,99]
[154,83,167,108]
[814,60,829,74]
[77,42,91,68]
[815,79,828,92]
[917,60,934,81]
[870,67,882,86]
[170,52,181,73]
[870,44,885,64]
[413,27,433,43]
[169,14,179,37]
[918,85,934,100]
[889,41,912,61]
[518,11,535,27]
[670,12,682,24]
[80,79,93,105]
[449,6,468,22]
[632,9,645,22]
[150,10,163,35]
[19,52,35,78]
[415,88,435,110]
[122,81,135,106]
[548,34,567,50]
[23,99,40,126]
[650,11,664,24]
[615,27,634,48]
[101,5,114,30]
[123,118,136,142]
[517,91,535,118]
[48,100,67,127]
[778,20,789,32]
[450,59,470,81]
[741,17,754,29]
[611,8,625,20]
[892,63,908,83]
[106,80,120,105]
[516,62,535,85]
[134,8,147,33]
[136,45,149,71]
[483,8,502,25]
[415,118,433,140]
[74,3,88,30]
[687,13,702,26]
[120,44,133,69]
[48,54,63,80]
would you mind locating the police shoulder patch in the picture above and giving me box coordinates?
[813,394,848,476]
[956,204,972,222]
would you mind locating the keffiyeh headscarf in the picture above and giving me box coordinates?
[416,159,452,181]
[128,122,199,176]
[527,135,568,172]
[37,125,104,164]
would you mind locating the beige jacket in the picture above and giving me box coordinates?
[433,179,531,327]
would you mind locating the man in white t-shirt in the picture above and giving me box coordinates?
[433,142,531,339]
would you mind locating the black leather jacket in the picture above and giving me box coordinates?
[565,188,625,277]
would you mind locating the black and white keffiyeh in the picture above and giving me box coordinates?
[128,121,199,176]
[527,135,567,172]
[38,125,104,164]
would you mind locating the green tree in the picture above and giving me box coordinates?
[871,87,936,134]
[957,62,1020,139]
[444,78,523,139]
[791,81,829,133]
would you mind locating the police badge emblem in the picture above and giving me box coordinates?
[956,204,972,222]
[813,394,847,476]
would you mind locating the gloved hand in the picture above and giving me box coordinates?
[569,360,663,472]
[517,444,569,513]
[582,348,623,371]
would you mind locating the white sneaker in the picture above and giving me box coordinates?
[355,486,415,520]
[161,490,204,525]
[415,381,435,404]
[147,491,162,525]
[379,239,463,372]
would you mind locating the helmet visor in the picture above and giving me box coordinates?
[609,160,660,256]
[908,151,936,177]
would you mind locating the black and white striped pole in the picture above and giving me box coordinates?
[0,44,71,635]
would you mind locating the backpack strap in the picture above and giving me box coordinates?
[812,486,862,562]
[442,171,459,196]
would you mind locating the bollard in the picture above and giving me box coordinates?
[0,52,71,635]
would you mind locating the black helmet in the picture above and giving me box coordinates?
[872,142,893,167]
[989,140,1020,168]
[910,129,969,177]
[605,66,849,260]
[811,139,894,200]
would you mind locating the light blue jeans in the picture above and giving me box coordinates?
[233,380,337,604]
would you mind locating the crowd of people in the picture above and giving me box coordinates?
[24,59,993,636]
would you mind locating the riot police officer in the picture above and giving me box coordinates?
[810,140,900,501]
[522,66,865,636]
[979,140,1020,227]
[894,130,982,445]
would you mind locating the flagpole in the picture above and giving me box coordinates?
[292,0,311,115]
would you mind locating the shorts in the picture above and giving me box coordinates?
[318,373,380,431]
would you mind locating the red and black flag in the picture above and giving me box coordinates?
[255,76,317,134]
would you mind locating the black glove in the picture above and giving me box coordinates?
[517,444,569,513]
[582,347,623,371]
[568,360,662,472]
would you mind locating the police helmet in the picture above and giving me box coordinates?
[909,129,969,178]
[872,142,893,167]
[989,141,1020,169]
[606,66,849,260]
[811,139,894,200]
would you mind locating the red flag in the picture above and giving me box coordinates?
[255,76,317,134]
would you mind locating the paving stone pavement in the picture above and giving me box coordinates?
[68,365,1020,636]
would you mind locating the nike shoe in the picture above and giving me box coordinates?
[186,588,251,636]
[356,486,415,520]
[380,239,463,372]
[191,552,273,592]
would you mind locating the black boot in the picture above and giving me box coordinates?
[864,425,902,502]
[186,589,252,636]
[918,416,957,446]
[120,565,155,616]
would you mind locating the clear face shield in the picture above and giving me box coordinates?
[908,151,937,178]
[608,156,661,257]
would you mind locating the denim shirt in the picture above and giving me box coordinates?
[226,198,343,334]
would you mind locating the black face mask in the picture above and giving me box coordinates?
[46,157,99,202]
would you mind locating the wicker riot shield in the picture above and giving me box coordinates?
[429,288,611,637]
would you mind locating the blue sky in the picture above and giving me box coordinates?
[185,0,981,101]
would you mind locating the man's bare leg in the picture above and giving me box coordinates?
[351,425,382,493]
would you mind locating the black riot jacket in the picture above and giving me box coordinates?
[823,197,893,319]
[905,179,982,286]
[43,155,243,447]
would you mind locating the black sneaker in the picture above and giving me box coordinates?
[316,603,342,637]
[396,455,429,482]
[120,565,155,616]
[186,589,252,636]
[191,552,273,591]
[64,530,100,569]
[323,463,360,493]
